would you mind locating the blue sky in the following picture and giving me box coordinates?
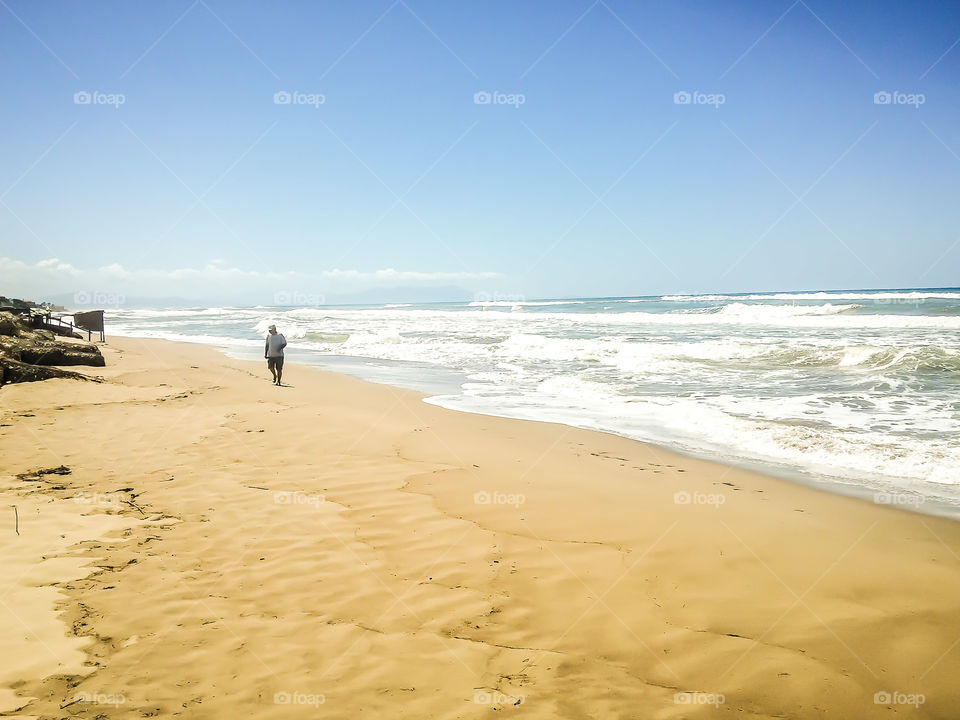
[1,0,958,303]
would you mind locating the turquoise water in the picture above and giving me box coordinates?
[104,288,960,511]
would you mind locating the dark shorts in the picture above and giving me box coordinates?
[267,356,284,370]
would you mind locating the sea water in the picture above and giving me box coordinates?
[105,289,960,511]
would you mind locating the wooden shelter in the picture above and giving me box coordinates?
[72,310,106,341]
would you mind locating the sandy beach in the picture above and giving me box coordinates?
[2,336,960,719]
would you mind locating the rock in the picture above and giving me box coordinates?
[37,323,81,339]
[0,337,22,361]
[0,311,105,385]
[20,342,106,367]
[0,356,98,384]
[0,312,25,337]
[16,465,71,481]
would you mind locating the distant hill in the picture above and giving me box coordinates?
[42,286,475,309]
[47,293,200,309]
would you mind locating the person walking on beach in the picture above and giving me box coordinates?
[264,324,287,385]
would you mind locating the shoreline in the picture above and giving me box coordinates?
[3,336,960,717]
[117,330,959,520]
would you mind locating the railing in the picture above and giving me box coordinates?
[37,312,105,342]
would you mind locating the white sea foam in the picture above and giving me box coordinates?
[113,301,960,330]
[662,291,960,301]
[107,290,960,506]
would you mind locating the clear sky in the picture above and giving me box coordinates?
[1,0,958,304]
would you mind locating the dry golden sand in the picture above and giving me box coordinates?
[2,337,960,719]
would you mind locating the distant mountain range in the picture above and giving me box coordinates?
[45,286,475,309]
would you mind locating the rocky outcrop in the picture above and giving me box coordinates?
[19,342,105,367]
[0,312,20,337]
[0,311,104,385]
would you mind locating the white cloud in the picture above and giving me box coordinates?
[0,256,503,302]
[31,258,82,275]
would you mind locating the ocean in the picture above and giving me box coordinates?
[105,289,960,512]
